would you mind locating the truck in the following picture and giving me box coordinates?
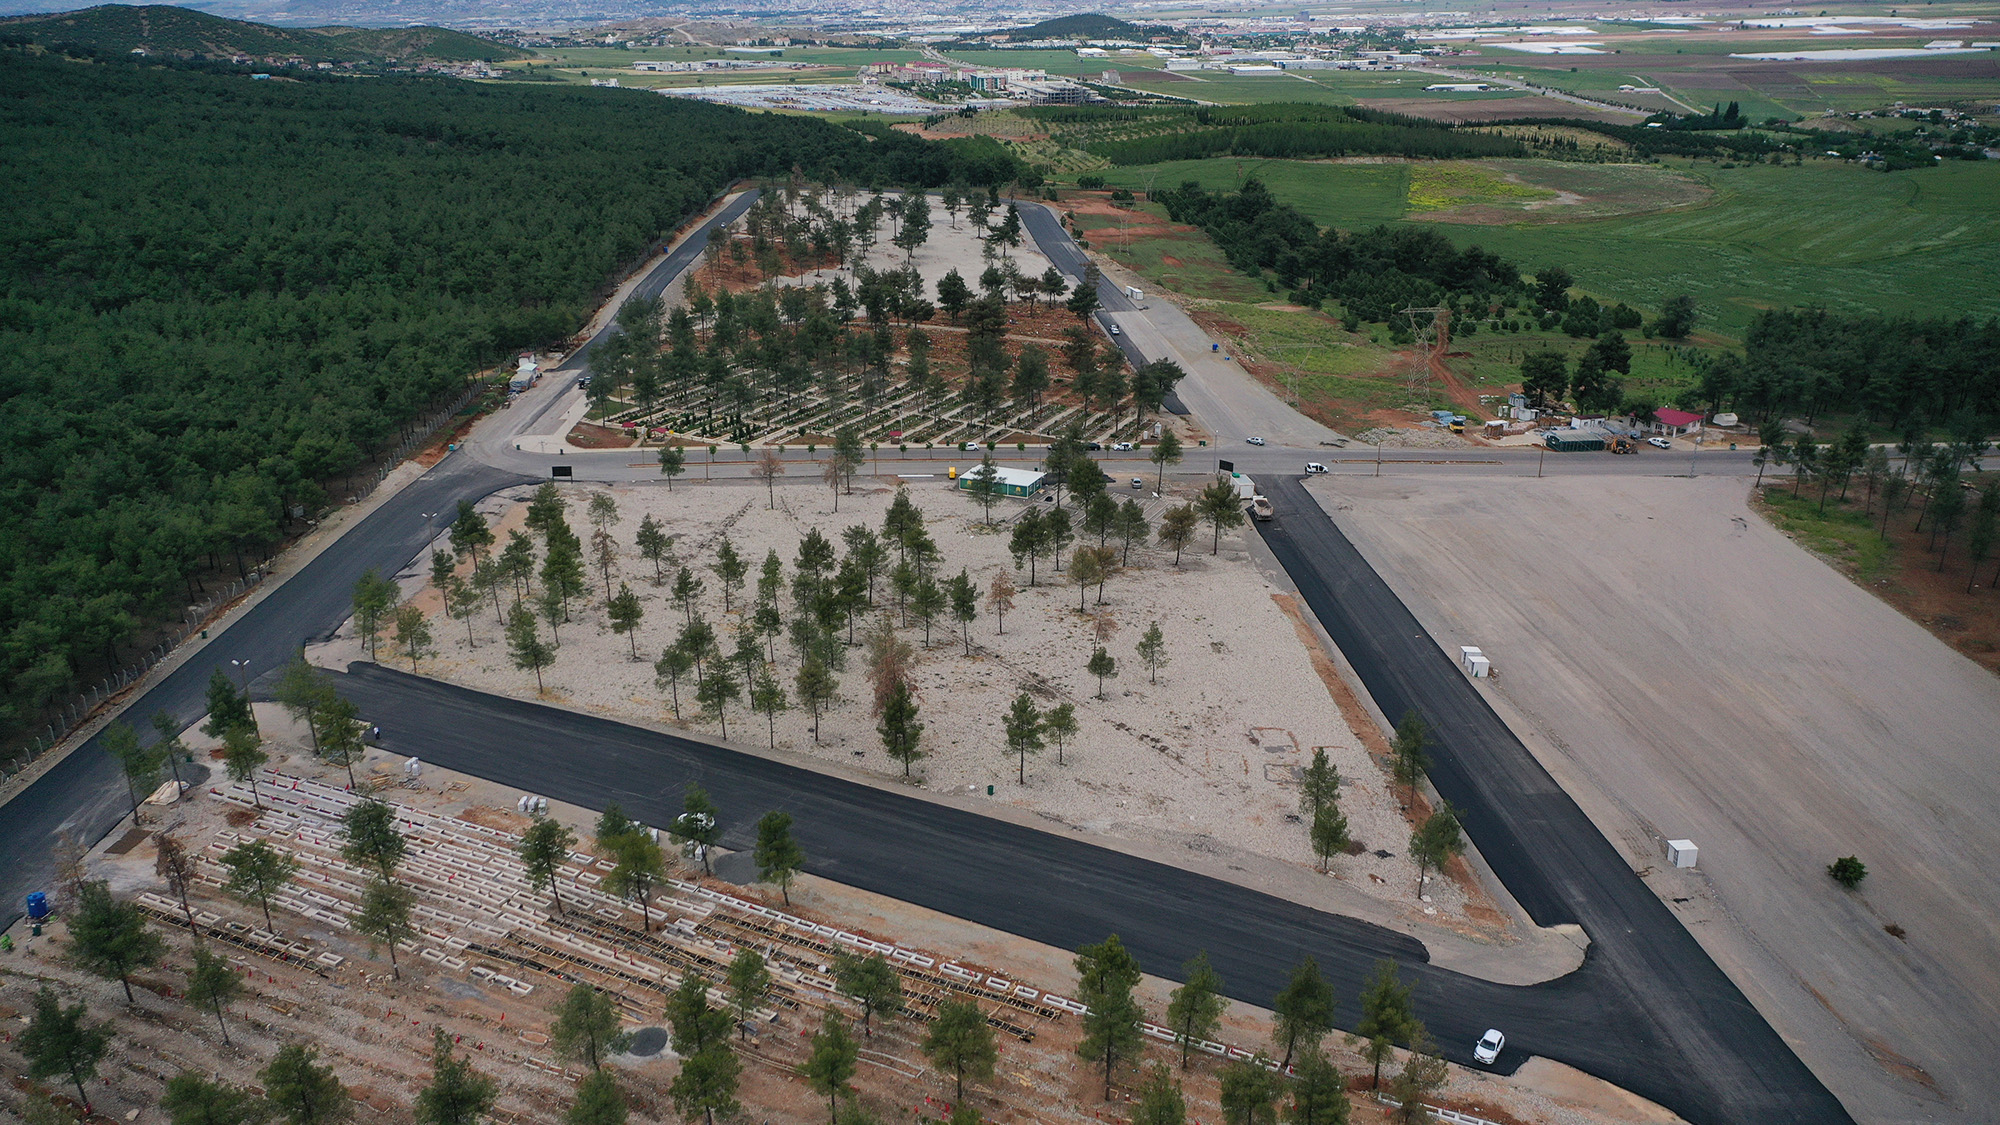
[1249,494,1274,521]
[1125,285,1144,304]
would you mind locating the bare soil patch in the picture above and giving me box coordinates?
[562,421,638,449]
[384,479,1478,928]
[1356,96,1637,125]
[1323,473,2000,1122]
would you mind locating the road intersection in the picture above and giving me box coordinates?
[0,186,1846,1124]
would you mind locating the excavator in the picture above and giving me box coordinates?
[1609,436,1639,454]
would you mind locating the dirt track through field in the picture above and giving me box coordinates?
[1321,473,2000,1124]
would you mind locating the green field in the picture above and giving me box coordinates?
[506,44,928,87]
[1096,157,2000,336]
[1459,42,2000,120]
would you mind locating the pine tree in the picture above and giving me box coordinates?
[551,984,630,1071]
[1283,1050,1350,1125]
[604,832,666,931]
[667,787,719,876]
[801,1012,859,1124]
[186,945,242,1045]
[795,655,838,743]
[568,1070,628,1125]
[161,1073,267,1125]
[415,1027,497,1125]
[1132,1064,1188,1125]
[1042,701,1078,766]
[260,1044,349,1125]
[519,816,579,916]
[1165,950,1226,1069]
[221,838,297,933]
[68,880,163,1004]
[727,948,772,1041]
[392,604,434,670]
[341,798,407,881]
[1219,1055,1282,1125]
[1135,622,1168,684]
[1086,645,1118,699]
[1410,804,1466,897]
[1356,960,1418,1090]
[1075,934,1144,1099]
[923,999,997,1101]
[1004,693,1043,784]
[834,951,904,1037]
[754,810,806,905]
[353,877,416,980]
[1271,957,1336,1068]
[669,1044,740,1125]
[22,985,113,1109]
[1389,711,1430,810]
[878,679,924,776]
[607,583,644,659]
[947,568,979,655]
[505,603,555,693]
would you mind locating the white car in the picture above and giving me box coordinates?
[1109,324,1122,336]
[1473,1029,1505,1065]
[960,442,981,451]
[1111,442,1135,452]
[1245,436,1266,446]
[1647,436,1673,450]
[1304,462,1327,474]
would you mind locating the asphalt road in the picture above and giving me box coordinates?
[341,664,1665,1100]
[1255,476,1850,1124]
[551,191,761,376]
[1,186,1844,1123]
[0,451,533,933]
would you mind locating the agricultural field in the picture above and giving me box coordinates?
[1457,42,2000,120]
[498,45,920,88]
[1090,156,2000,336]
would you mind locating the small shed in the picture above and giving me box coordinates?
[957,466,1046,497]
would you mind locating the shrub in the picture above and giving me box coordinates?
[1828,856,1866,888]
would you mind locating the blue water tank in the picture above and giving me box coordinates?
[26,892,50,920]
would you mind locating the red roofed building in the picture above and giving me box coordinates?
[1652,407,1704,436]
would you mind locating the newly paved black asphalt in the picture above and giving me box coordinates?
[338,665,1632,1082]
[0,188,1855,1124]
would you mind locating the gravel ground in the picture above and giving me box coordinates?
[1319,472,2000,1125]
[383,476,1473,928]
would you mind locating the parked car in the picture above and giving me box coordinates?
[961,442,981,451]
[1131,477,1144,490]
[1111,441,1135,451]
[1304,462,1327,474]
[1474,1029,1505,1065]
[1245,436,1266,446]
[1647,436,1673,449]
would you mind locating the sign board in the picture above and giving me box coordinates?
[551,465,573,479]
[1218,459,1234,473]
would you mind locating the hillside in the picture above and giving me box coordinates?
[1004,13,1171,42]
[312,24,528,62]
[0,46,1009,754]
[0,4,525,63]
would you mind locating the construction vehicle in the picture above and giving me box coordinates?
[1609,436,1638,454]
[1249,495,1274,521]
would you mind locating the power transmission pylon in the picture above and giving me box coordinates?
[1397,306,1451,407]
